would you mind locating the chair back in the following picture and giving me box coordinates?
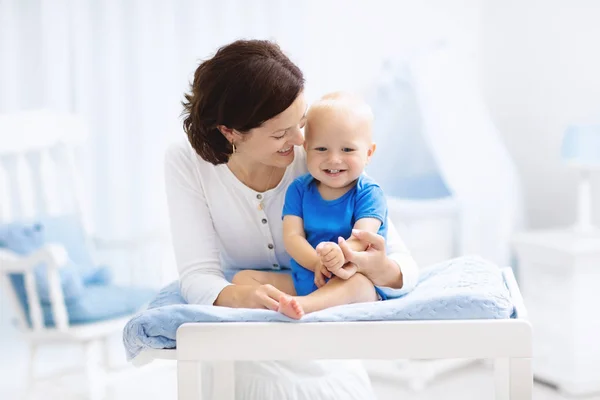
[0,109,91,225]
[0,110,91,332]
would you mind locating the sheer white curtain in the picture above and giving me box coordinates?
[0,0,301,240]
[0,0,481,242]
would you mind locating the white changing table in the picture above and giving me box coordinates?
[136,268,532,400]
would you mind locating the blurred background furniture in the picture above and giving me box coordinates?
[512,125,600,396]
[560,123,600,234]
[512,229,600,396]
[0,110,163,399]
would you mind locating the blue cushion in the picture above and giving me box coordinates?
[36,214,97,277]
[123,256,514,361]
[36,214,114,285]
[0,222,85,303]
[1,218,156,327]
[33,284,156,327]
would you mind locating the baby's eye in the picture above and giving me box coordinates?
[314,147,327,152]
[342,147,355,153]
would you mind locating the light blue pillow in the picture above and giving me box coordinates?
[39,284,156,327]
[36,214,112,286]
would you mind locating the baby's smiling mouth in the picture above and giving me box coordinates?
[323,169,345,175]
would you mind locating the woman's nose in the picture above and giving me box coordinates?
[289,128,304,146]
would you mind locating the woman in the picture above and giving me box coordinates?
[165,39,419,400]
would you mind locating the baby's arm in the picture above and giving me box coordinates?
[283,215,322,272]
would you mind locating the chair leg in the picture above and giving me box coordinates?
[494,358,532,400]
[101,336,111,369]
[101,336,119,399]
[177,360,202,400]
[84,340,106,400]
[26,344,39,395]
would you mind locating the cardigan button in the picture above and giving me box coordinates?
[267,243,274,250]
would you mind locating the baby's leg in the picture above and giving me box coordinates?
[278,273,377,319]
[232,270,297,296]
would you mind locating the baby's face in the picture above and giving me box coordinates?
[304,109,375,190]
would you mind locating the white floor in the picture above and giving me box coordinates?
[1,332,600,400]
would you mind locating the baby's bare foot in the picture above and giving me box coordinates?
[278,295,305,319]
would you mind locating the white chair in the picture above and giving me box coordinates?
[0,110,163,399]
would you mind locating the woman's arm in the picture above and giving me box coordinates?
[165,142,287,309]
[384,217,419,291]
[164,143,231,305]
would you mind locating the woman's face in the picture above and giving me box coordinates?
[234,93,307,169]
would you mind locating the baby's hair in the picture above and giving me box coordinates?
[307,91,373,123]
[305,92,373,141]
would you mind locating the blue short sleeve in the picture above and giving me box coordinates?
[354,180,387,225]
[282,178,305,219]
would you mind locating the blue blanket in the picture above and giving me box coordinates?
[123,256,515,361]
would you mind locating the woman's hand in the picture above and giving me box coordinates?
[215,284,285,310]
[338,229,403,288]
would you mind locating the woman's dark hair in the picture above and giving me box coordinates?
[182,40,305,165]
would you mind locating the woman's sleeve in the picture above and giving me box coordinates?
[164,143,231,305]
[385,218,420,294]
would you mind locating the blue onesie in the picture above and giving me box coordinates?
[282,173,388,298]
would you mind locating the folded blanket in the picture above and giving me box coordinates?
[123,256,514,361]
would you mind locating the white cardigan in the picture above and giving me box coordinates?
[164,139,419,305]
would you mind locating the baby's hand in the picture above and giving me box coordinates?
[313,260,331,288]
[316,241,346,275]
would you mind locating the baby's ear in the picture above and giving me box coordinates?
[367,143,377,160]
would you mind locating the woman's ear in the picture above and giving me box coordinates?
[217,125,236,143]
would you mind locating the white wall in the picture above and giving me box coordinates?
[296,0,483,102]
[482,0,600,229]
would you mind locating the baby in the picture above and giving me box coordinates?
[233,92,389,319]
